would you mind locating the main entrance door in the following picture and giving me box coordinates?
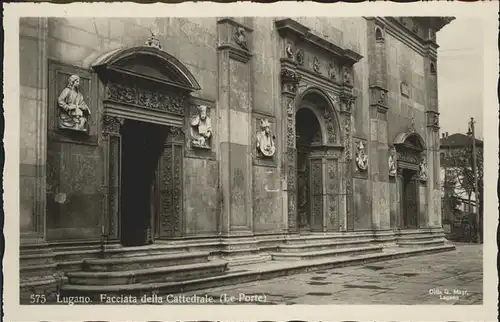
[120,119,168,246]
[402,169,419,229]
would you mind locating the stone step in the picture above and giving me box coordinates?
[285,234,374,245]
[271,245,383,261]
[397,234,445,242]
[20,252,55,266]
[67,260,228,286]
[278,239,374,253]
[395,229,443,236]
[59,244,455,302]
[82,251,210,272]
[398,239,445,248]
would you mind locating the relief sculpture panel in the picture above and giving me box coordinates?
[57,75,91,133]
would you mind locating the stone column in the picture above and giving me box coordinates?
[19,17,49,243]
[423,38,441,228]
[101,115,124,241]
[367,18,390,230]
[216,18,254,236]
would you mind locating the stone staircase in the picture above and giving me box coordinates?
[271,232,383,261]
[395,229,447,248]
[60,244,228,300]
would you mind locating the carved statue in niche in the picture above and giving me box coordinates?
[313,57,321,73]
[328,63,336,80]
[57,74,91,132]
[256,119,276,158]
[389,149,397,177]
[355,141,368,171]
[343,67,352,85]
[296,49,304,65]
[234,26,248,50]
[419,155,428,181]
[190,105,212,149]
[286,43,294,59]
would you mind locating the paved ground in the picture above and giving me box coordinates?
[185,243,483,305]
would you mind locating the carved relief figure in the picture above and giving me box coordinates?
[378,90,386,105]
[234,27,248,50]
[313,57,321,73]
[190,105,212,149]
[389,150,397,177]
[328,63,336,80]
[355,141,368,171]
[256,119,276,157]
[343,67,352,85]
[57,74,91,132]
[419,155,428,181]
[296,49,304,65]
[286,43,294,59]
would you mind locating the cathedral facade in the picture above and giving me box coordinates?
[19,16,454,301]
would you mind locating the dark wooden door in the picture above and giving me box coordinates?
[403,172,419,229]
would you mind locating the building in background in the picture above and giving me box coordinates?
[19,16,454,302]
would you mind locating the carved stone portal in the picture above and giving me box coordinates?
[355,141,368,171]
[57,74,91,133]
[190,105,212,150]
[256,119,276,158]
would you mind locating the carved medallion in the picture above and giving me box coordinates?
[296,49,305,66]
[256,119,276,158]
[57,74,91,133]
[355,141,368,171]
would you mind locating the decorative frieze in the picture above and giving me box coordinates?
[397,150,420,165]
[355,140,368,171]
[105,82,185,115]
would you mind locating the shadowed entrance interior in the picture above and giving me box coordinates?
[296,108,322,231]
[120,119,168,246]
[402,169,419,229]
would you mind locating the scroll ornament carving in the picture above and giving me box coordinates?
[286,43,294,59]
[190,105,212,149]
[322,110,336,144]
[234,26,248,50]
[296,49,305,65]
[102,115,123,134]
[397,151,419,165]
[256,119,276,158]
[280,68,301,93]
[105,82,185,115]
[286,101,295,148]
[355,141,368,171]
[58,74,91,133]
[419,155,428,181]
[389,149,397,177]
[343,117,352,160]
[313,57,321,73]
[169,126,185,142]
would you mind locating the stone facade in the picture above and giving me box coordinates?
[19,16,453,298]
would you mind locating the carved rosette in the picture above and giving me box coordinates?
[105,82,185,115]
[355,140,368,171]
[102,115,123,134]
[280,68,301,93]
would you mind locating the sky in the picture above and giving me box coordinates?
[437,17,484,139]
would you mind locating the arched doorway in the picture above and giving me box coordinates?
[394,130,426,229]
[293,87,344,233]
[296,107,322,231]
[92,39,201,246]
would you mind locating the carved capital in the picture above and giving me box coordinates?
[169,126,185,143]
[340,92,356,113]
[280,68,301,93]
[102,115,124,134]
